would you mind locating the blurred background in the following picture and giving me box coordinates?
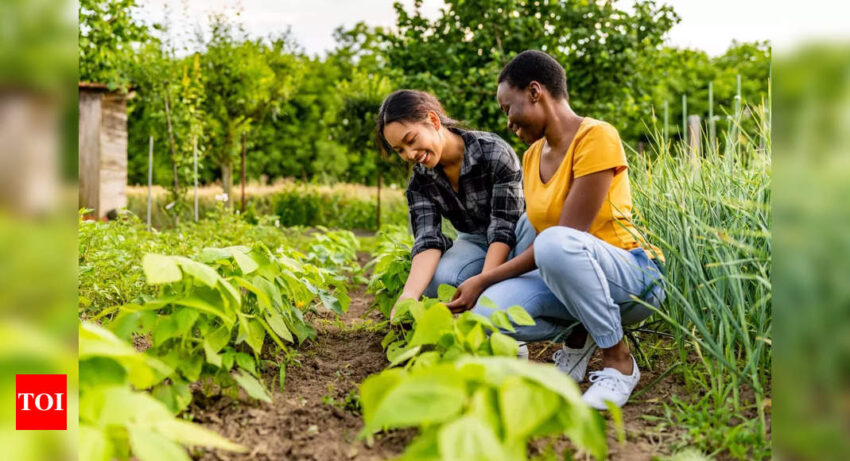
[0,0,848,459]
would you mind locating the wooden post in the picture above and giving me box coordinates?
[681,94,687,144]
[708,81,715,153]
[147,136,153,231]
[376,169,382,230]
[687,115,701,160]
[163,91,179,227]
[193,135,199,222]
[240,132,246,214]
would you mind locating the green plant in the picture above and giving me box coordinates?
[96,242,348,409]
[359,356,607,461]
[382,286,536,368]
[79,321,244,461]
[365,225,413,317]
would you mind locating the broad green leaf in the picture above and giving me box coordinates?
[231,369,272,402]
[463,323,487,352]
[319,290,345,315]
[253,275,282,308]
[389,345,422,367]
[174,256,220,288]
[437,284,457,303]
[163,287,236,328]
[243,319,265,355]
[232,277,272,310]
[174,308,200,337]
[359,368,404,427]
[506,305,536,326]
[79,322,171,389]
[179,353,203,382]
[228,246,259,274]
[128,426,189,461]
[143,254,182,285]
[153,316,178,348]
[408,304,454,347]
[152,419,246,452]
[490,310,516,333]
[437,415,505,461]
[478,296,497,309]
[199,247,231,263]
[235,352,257,377]
[361,370,467,434]
[490,332,519,357]
[498,376,559,441]
[79,424,112,461]
[265,310,294,343]
[205,325,231,354]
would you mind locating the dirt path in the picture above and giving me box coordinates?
[191,252,688,460]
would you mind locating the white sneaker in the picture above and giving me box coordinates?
[552,335,596,382]
[517,342,529,360]
[582,355,641,410]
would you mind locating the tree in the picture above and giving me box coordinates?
[79,0,151,87]
[382,0,679,148]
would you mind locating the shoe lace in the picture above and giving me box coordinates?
[587,368,629,394]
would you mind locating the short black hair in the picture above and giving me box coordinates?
[498,50,568,101]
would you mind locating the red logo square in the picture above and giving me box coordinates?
[16,374,67,430]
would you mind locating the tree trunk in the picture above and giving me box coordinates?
[221,161,233,208]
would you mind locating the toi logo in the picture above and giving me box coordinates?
[16,374,67,430]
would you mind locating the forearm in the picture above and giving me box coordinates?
[401,248,442,299]
[482,242,511,272]
[480,243,536,286]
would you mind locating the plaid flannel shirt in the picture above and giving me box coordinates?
[406,128,525,257]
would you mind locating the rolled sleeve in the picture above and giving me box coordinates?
[486,151,524,248]
[407,184,452,257]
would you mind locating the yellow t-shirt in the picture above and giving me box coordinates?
[522,118,663,260]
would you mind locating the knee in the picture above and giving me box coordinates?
[534,226,586,271]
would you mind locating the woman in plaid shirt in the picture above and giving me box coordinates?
[376,90,534,319]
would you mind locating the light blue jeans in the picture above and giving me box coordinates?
[471,226,665,349]
[422,213,537,298]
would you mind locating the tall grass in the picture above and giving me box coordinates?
[628,103,771,430]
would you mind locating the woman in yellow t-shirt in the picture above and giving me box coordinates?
[446,51,665,410]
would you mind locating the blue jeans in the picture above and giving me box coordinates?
[422,213,537,298]
[471,226,665,349]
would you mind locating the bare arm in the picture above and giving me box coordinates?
[482,242,511,272]
[400,248,442,300]
[447,169,615,312]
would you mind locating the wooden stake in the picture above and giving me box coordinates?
[147,136,153,231]
[241,132,246,214]
[193,135,199,222]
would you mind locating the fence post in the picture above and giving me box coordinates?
[147,136,153,231]
[688,115,701,161]
[708,81,715,153]
[193,135,199,222]
[240,133,246,214]
[681,94,688,143]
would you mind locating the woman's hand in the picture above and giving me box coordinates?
[390,292,417,321]
[445,275,489,314]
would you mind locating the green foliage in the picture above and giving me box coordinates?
[365,225,414,317]
[79,322,245,461]
[359,357,607,460]
[384,295,536,368]
[79,0,150,87]
[384,0,679,145]
[272,187,408,230]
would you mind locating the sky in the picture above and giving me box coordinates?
[136,0,850,57]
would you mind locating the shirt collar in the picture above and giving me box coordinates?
[413,127,481,179]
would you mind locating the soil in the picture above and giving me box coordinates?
[186,251,706,460]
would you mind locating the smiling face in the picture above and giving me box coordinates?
[497,81,546,145]
[382,111,444,168]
